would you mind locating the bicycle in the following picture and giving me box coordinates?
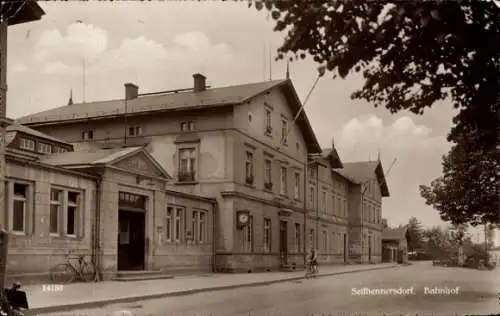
[49,250,95,284]
[304,261,318,279]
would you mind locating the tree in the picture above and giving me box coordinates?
[423,226,452,259]
[251,1,500,226]
[407,217,425,251]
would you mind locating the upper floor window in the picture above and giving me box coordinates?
[309,186,315,206]
[245,151,254,185]
[280,166,287,196]
[178,148,196,182]
[293,172,300,199]
[81,129,94,140]
[37,142,52,154]
[280,119,288,145]
[321,191,327,212]
[263,218,271,252]
[181,121,195,132]
[264,159,272,189]
[308,165,316,179]
[128,126,142,137]
[19,138,35,151]
[264,108,272,135]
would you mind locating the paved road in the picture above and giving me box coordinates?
[37,262,499,316]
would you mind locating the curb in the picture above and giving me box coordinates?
[27,265,399,315]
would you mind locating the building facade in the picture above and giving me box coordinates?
[13,74,392,276]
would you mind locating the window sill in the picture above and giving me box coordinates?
[10,231,26,236]
[263,188,273,193]
[244,183,255,188]
[175,181,198,185]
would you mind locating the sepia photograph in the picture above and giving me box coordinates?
[0,0,499,315]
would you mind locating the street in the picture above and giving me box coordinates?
[35,262,499,316]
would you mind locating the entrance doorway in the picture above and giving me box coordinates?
[279,220,288,266]
[368,235,372,262]
[343,233,347,262]
[117,192,146,271]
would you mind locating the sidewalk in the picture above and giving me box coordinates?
[25,263,399,314]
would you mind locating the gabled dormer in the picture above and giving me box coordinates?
[6,124,73,156]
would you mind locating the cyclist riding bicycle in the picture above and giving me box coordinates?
[308,248,318,273]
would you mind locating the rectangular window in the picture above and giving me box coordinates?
[309,187,315,206]
[264,108,272,134]
[199,211,206,243]
[308,166,315,179]
[11,183,27,233]
[242,216,253,252]
[166,207,172,241]
[263,218,271,252]
[245,151,254,184]
[293,172,300,199]
[128,126,142,137]
[281,119,288,145]
[344,200,348,217]
[49,189,62,235]
[280,167,287,196]
[66,191,79,236]
[308,229,314,249]
[336,197,341,216]
[37,142,52,154]
[264,159,272,187]
[332,195,336,215]
[331,232,336,252]
[191,210,198,241]
[181,121,195,131]
[19,138,35,151]
[321,191,326,212]
[295,223,301,252]
[81,129,94,140]
[174,207,184,242]
[178,148,196,182]
[322,230,328,252]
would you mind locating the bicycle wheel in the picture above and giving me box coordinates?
[50,264,75,284]
[80,262,95,282]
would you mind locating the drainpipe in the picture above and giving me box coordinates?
[316,163,319,251]
[303,160,307,267]
[211,201,217,273]
[92,176,103,281]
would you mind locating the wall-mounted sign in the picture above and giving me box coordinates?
[236,211,250,229]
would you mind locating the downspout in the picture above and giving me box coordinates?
[92,176,103,281]
[211,201,217,273]
[303,160,307,267]
[315,162,319,251]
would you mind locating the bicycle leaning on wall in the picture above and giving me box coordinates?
[49,250,95,284]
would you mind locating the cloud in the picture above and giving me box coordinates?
[336,115,447,160]
[35,23,108,62]
[41,61,80,75]
[10,63,29,73]
[33,24,243,78]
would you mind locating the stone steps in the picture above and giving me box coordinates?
[111,270,174,282]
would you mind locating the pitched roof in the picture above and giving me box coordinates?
[337,160,390,197]
[7,0,45,26]
[16,78,322,153]
[17,80,285,125]
[39,147,140,166]
[39,146,171,179]
[321,147,343,168]
[6,123,71,145]
[382,225,409,241]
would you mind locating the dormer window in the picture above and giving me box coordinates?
[19,138,35,151]
[181,121,195,132]
[128,126,142,137]
[82,129,94,140]
[38,142,52,154]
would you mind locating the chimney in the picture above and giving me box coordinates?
[125,83,139,100]
[193,73,206,92]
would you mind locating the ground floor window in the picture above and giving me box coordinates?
[191,209,208,243]
[167,206,185,242]
[294,223,301,252]
[241,216,254,252]
[308,229,314,250]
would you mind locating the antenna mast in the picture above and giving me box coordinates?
[263,42,266,81]
[269,42,272,81]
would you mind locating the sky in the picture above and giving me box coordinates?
[4,1,489,239]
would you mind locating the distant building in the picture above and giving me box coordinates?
[10,74,392,278]
[381,225,409,263]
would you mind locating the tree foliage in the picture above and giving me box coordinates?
[407,217,425,251]
[251,0,500,226]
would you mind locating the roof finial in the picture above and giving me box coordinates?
[68,88,73,105]
[331,135,335,149]
[377,149,380,161]
[286,60,290,80]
